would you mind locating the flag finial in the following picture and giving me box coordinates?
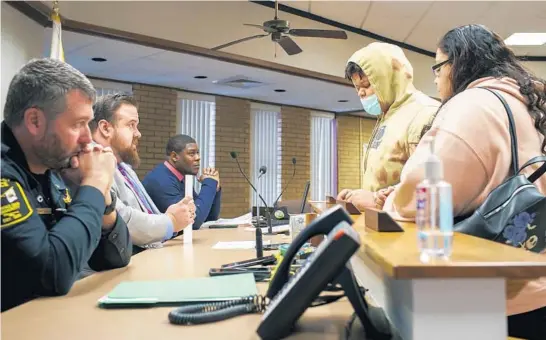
[50,0,65,61]
[51,1,60,19]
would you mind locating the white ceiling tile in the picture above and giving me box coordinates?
[65,38,165,72]
[479,1,546,37]
[362,1,433,42]
[310,1,371,29]
[43,27,101,55]
[405,1,493,51]
[478,1,546,56]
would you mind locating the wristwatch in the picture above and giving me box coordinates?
[104,190,117,215]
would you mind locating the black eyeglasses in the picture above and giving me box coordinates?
[432,60,451,76]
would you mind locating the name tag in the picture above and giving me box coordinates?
[37,208,52,215]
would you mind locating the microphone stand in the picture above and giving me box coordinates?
[229,152,275,236]
[256,171,273,235]
[272,158,296,209]
[255,173,264,257]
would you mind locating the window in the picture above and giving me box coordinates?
[177,92,216,191]
[251,103,282,208]
[89,79,132,96]
[310,112,337,201]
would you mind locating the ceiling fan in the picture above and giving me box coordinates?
[211,0,348,56]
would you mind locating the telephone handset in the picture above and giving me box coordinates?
[258,205,400,340]
[266,205,354,299]
[257,218,359,340]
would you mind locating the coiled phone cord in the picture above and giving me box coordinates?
[168,285,361,325]
[168,295,268,325]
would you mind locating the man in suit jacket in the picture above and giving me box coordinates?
[89,93,195,253]
[142,134,222,229]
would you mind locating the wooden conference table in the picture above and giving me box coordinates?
[1,227,354,340]
[311,203,546,340]
[2,204,544,340]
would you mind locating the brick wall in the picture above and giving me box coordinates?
[336,115,376,191]
[132,84,178,179]
[113,80,366,218]
[215,97,251,218]
[280,106,311,201]
[360,118,376,145]
[131,83,314,217]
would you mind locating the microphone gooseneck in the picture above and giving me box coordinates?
[272,157,297,209]
[229,151,269,209]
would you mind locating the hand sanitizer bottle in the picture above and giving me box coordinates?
[416,137,453,261]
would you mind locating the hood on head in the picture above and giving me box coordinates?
[347,42,416,112]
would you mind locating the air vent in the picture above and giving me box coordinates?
[213,76,266,89]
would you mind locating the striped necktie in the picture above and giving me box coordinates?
[118,165,154,214]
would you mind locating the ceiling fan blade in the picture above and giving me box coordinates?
[212,34,270,51]
[288,29,348,39]
[243,23,268,30]
[277,36,303,56]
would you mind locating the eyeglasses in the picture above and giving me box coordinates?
[432,60,450,77]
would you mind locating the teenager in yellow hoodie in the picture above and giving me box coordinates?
[337,42,440,210]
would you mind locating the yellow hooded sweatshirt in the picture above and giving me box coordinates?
[347,42,440,192]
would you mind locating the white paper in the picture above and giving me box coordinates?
[184,175,193,244]
[212,240,271,250]
[200,212,252,229]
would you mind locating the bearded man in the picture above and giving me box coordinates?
[90,94,195,253]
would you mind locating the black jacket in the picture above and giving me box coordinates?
[1,123,132,312]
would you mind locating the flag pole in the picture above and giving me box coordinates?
[50,0,65,62]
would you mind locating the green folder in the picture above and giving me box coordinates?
[97,273,258,308]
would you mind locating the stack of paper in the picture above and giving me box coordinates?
[200,212,253,229]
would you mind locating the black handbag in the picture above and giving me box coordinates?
[454,88,546,254]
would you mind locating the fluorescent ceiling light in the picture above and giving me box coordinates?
[504,33,546,46]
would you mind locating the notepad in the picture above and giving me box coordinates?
[97,273,257,308]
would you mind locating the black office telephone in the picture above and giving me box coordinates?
[168,205,399,340]
[258,205,398,340]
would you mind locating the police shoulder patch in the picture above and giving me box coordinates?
[1,178,33,229]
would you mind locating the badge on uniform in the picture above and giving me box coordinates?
[1,178,33,228]
[63,189,72,204]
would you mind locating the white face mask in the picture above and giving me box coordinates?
[360,94,382,116]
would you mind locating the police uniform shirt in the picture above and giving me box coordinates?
[1,122,132,312]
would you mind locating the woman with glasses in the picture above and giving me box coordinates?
[382,24,546,339]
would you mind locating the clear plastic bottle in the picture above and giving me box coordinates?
[416,137,453,261]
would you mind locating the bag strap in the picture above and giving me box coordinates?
[483,88,546,183]
[518,155,546,183]
[481,88,519,173]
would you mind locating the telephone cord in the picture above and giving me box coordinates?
[168,295,268,325]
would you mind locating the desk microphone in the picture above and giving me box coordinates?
[230,151,274,236]
[272,157,296,209]
[230,151,268,208]
[258,165,267,179]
